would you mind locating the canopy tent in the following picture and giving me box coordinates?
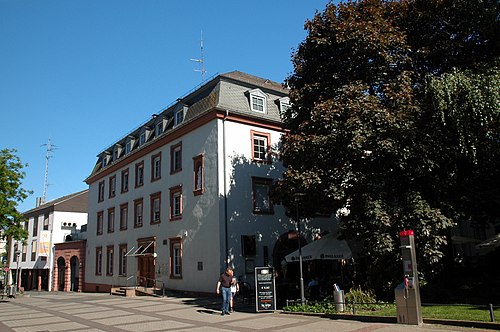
[285,233,352,262]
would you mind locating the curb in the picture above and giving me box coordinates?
[281,311,500,331]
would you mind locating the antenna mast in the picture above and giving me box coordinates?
[41,139,56,205]
[190,30,207,82]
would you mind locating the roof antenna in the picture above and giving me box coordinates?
[39,139,57,206]
[190,30,207,82]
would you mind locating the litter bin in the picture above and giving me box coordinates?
[333,290,345,312]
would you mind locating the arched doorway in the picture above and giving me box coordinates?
[70,256,79,292]
[57,257,66,291]
[272,231,307,305]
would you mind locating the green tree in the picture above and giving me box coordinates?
[0,149,30,241]
[423,63,500,238]
[276,0,500,296]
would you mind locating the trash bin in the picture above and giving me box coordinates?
[333,290,345,312]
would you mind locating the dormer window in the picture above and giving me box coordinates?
[113,144,123,161]
[174,105,188,127]
[125,136,135,155]
[101,153,111,168]
[155,121,163,137]
[278,97,291,115]
[139,128,152,147]
[247,89,267,114]
[174,109,184,126]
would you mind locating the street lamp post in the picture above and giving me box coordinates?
[294,193,305,306]
[14,249,21,293]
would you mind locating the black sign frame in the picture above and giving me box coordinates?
[255,266,276,312]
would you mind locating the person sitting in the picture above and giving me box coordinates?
[306,277,320,301]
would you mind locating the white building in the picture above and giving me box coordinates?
[8,190,88,291]
[84,71,340,295]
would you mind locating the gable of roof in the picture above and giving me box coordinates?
[23,189,89,215]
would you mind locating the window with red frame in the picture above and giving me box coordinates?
[98,181,105,202]
[119,244,127,276]
[95,247,102,275]
[120,203,128,230]
[169,237,182,278]
[106,245,114,276]
[97,211,103,235]
[121,168,129,193]
[134,198,143,227]
[151,153,161,181]
[150,192,161,224]
[170,142,182,173]
[107,207,115,233]
[135,161,144,187]
[109,175,116,198]
[169,186,182,220]
[251,130,271,163]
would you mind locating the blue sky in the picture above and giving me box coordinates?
[1,0,331,212]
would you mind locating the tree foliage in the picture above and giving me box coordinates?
[275,0,500,295]
[0,149,30,241]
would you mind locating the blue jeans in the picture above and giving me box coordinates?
[221,287,231,312]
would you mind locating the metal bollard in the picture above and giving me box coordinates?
[489,304,495,322]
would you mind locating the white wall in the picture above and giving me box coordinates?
[220,119,339,283]
[86,119,223,293]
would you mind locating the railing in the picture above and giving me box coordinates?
[237,280,254,304]
[112,275,166,297]
[285,299,498,323]
[136,276,166,297]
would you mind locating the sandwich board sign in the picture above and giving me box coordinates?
[255,267,276,312]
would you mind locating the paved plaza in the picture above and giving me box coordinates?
[0,292,495,332]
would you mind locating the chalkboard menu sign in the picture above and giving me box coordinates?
[255,267,276,312]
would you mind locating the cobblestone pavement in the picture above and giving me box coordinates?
[0,292,494,332]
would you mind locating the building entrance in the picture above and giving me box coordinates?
[136,238,156,287]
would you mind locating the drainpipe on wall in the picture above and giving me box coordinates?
[223,110,229,268]
[48,213,54,291]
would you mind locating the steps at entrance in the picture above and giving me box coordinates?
[135,286,163,297]
[110,286,163,297]
[111,287,136,297]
